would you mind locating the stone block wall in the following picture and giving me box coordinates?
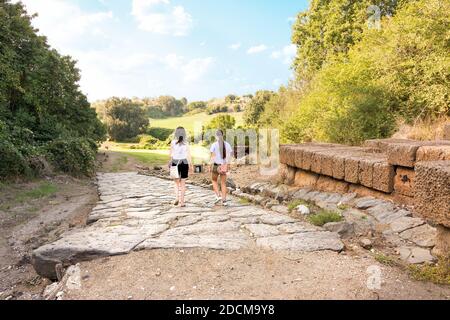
[279,139,450,249]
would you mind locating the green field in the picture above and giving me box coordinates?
[150,112,244,132]
[105,143,211,166]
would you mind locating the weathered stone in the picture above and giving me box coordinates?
[259,214,296,226]
[284,165,296,185]
[387,141,422,168]
[433,225,450,257]
[294,148,303,168]
[324,222,355,238]
[32,224,169,280]
[390,217,425,233]
[294,170,319,189]
[345,156,361,184]
[368,204,411,224]
[359,238,373,250]
[244,224,281,238]
[278,223,319,234]
[372,162,395,193]
[417,146,450,162]
[414,161,450,227]
[138,232,250,251]
[284,146,298,168]
[315,176,349,194]
[342,209,375,234]
[256,232,344,252]
[444,124,450,141]
[400,224,437,248]
[272,205,289,215]
[394,168,416,197]
[348,185,392,202]
[296,205,311,216]
[398,246,436,264]
[354,197,383,210]
[359,157,383,189]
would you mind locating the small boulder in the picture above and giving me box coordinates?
[272,205,289,215]
[324,222,355,238]
[359,238,373,250]
[398,246,436,264]
[296,205,311,216]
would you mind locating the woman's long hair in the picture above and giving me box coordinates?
[216,129,226,160]
[175,127,187,145]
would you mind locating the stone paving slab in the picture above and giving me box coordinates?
[32,172,344,279]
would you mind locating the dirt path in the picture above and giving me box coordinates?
[65,248,449,300]
[0,176,97,300]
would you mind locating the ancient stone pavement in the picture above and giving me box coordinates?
[33,172,344,279]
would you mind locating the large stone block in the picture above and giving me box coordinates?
[294,169,319,188]
[358,157,385,189]
[394,167,416,197]
[433,225,450,257]
[294,148,303,168]
[444,124,450,141]
[345,155,366,184]
[414,161,450,228]
[364,139,414,152]
[416,145,450,162]
[284,146,298,168]
[311,152,323,174]
[348,185,392,202]
[387,141,422,168]
[316,176,349,194]
[373,162,395,193]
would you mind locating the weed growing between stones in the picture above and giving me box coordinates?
[308,210,343,227]
[374,253,400,267]
[409,255,450,285]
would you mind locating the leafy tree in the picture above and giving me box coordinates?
[187,101,207,113]
[103,98,149,141]
[0,0,105,178]
[206,115,236,131]
[244,91,276,127]
[292,0,404,80]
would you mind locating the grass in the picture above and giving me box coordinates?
[150,112,244,132]
[337,204,350,210]
[374,253,400,267]
[105,143,211,166]
[239,198,251,205]
[16,182,58,202]
[409,255,450,285]
[111,155,129,172]
[308,210,343,227]
[287,199,309,213]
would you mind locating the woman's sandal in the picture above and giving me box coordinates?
[173,199,179,206]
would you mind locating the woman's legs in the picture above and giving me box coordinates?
[179,179,186,206]
[212,172,220,198]
[174,179,180,205]
[220,174,228,201]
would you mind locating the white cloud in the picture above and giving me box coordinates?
[229,43,241,50]
[271,44,297,64]
[163,54,214,82]
[15,0,113,51]
[131,0,193,36]
[247,44,268,55]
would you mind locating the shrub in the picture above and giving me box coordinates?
[147,127,174,141]
[308,210,343,227]
[45,138,98,176]
[0,140,30,178]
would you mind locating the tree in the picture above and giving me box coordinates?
[205,115,236,131]
[244,91,275,127]
[0,0,105,178]
[187,101,207,112]
[292,0,404,80]
[104,98,149,141]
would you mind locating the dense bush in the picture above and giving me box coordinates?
[147,127,174,141]
[45,138,98,177]
[0,1,106,178]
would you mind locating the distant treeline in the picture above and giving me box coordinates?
[0,1,106,179]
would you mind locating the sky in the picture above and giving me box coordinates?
[16,0,309,102]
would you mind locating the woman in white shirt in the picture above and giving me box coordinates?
[210,129,233,206]
[169,127,193,207]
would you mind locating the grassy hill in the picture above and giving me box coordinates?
[150,112,244,132]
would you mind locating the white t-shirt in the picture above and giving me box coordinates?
[210,141,233,165]
[171,140,189,160]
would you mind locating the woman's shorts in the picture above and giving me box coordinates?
[172,161,189,179]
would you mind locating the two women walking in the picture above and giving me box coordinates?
[169,127,232,207]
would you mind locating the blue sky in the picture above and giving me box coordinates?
[17,0,309,102]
